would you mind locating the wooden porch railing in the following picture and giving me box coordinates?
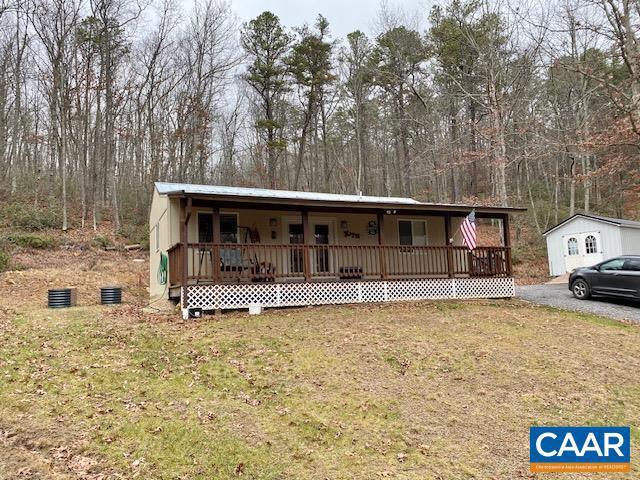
[167,243,183,286]
[167,243,511,285]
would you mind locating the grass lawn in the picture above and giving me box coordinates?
[1,300,639,479]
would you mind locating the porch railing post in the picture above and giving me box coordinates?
[181,197,192,309]
[377,211,387,279]
[503,213,512,276]
[212,205,221,283]
[444,213,454,278]
[302,210,311,282]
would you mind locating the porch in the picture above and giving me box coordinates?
[167,242,512,288]
[162,193,518,314]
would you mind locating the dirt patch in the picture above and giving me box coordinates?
[2,248,148,311]
[0,423,114,480]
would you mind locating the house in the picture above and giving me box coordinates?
[149,182,525,318]
[543,213,640,276]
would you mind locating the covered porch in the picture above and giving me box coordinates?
[168,241,511,286]
[160,190,522,313]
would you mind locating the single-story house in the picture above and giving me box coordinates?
[543,213,640,276]
[149,182,525,317]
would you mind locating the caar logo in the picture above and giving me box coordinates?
[530,426,630,472]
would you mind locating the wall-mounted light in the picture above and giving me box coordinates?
[269,218,277,228]
[340,220,348,230]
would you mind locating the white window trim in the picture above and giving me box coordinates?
[585,234,598,254]
[567,237,579,256]
[397,218,428,247]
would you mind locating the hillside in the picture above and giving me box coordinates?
[0,225,150,321]
[1,275,639,478]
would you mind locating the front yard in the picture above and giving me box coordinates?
[1,300,639,479]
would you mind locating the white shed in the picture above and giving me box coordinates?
[543,214,640,276]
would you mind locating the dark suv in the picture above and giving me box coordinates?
[569,256,640,300]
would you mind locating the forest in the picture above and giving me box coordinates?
[0,0,639,236]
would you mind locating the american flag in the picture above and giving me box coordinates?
[461,210,477,250]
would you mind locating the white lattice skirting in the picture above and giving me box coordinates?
[183,277,515,312]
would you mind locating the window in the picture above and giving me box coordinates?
[198,213,238,243]
[585,235,598,254]
[220,214,238,243]
[622,258,640,271]
[154,223,159,252]
[600,258,625,271]
[567,237,579,256]
[399,220,427,246]
[198,213,213,242]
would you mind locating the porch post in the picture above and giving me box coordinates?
[302,210,311,282]
[180,197,192,310]
[503,213,512,276]
[212,205,221,283]
[377,211,387,279]
[444,214,454,278]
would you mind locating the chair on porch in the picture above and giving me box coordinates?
[216,247,277,283]
[249,258,276,282]
[220,248,250,273]
[468,249,506,276]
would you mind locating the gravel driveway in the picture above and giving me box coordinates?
[516,283,640,324]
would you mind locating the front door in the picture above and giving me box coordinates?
[288,223,304,275]
[314,224,330,273]
[582,232,603,266]
[562,231,603,273]
[285,219,333,276]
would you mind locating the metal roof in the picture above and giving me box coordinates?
[156,182,421,205]
[154,182,525,214]
[543,213,640,236]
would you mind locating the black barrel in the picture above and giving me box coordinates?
[48,288,72,308]
[100,287,122,305]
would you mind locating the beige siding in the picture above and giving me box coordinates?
[184,209,451,247]
[152,202,480,295]
[149,189,170,300]
[168,197,181,246]
[180,209,461,280]
[150,186,494,304]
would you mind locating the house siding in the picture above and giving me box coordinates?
[183,208,463,248]
[178,209,466,281]
[149,188,170,301]
[151,190,497,304]
[619,227,640,255]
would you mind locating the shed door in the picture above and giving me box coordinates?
[582,232,603,266]
[562,231,603,272]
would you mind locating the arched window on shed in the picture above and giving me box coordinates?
[567,237,579,256]
[585,235,598,254]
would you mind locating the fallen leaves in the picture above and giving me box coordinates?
[238,392,261,406]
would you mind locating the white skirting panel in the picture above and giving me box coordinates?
[184,277,515,311]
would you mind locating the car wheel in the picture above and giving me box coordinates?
[572,278,590,300]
